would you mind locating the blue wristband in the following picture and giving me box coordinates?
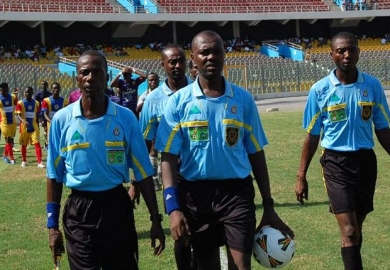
[163,186,180,215]
[46,202,60,229]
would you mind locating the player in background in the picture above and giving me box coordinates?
[109,66,147,119]
[295,31,390,270]
[136,72,161,190]
[41,82,68,140]
[34,81,52,150]
[188,59,198,80]
[0,82,18,164]
[68,88,81,104]
[16,86,45,168]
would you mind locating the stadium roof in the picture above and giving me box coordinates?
[0,9,389,29]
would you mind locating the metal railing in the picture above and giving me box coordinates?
[1,58,389,99]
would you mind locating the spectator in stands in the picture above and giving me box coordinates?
[16,86,45,168]
[4,50,12,61]
[296,31,390,270]
[34,81,52,150]
[156,30,294,270]
[109,66,147,119]
[40,45,47,59]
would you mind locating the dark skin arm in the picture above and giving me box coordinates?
[375,128,390,155]
[249,150,294,238]
[295,133,320,205]
[161,152,191,247]
[44,110,51,123]
[46,178,65,266]
[137,176,166,255]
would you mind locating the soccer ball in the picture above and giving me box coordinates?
[253,226,295,268]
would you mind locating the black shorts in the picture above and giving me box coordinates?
[320,149,377,215]
[178,176,256,259]
[63,185,138,270]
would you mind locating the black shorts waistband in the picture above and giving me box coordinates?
[324,148,373,157]
[184,175,252,185]
[70,184,124,199]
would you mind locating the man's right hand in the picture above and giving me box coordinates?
[169,210,191,247]
[48,228,65,265]
[295,172,309,205]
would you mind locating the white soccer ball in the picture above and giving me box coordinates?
[253,226,295,268]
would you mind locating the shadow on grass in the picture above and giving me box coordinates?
[255,200,329,209]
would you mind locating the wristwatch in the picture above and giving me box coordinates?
[150,213,163,222]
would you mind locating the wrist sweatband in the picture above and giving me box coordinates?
[46,202,60,229]
[163,186,180,215]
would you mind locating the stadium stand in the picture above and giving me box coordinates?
[0,0,123,13]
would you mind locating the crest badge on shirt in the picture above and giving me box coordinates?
[226,127,239,146]
[231,105,237,114]
[113,127,120,136]
[361,105,372,120]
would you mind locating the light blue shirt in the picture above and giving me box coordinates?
[140,77,193,141]
[304,68,390,151]
[46,97,154,191]
[155,77,268,181]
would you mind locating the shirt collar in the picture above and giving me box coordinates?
[163,76,193,96]
[329,68,364,86]
[191,76,233,98]
[73,95,116,117]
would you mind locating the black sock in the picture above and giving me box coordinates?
[341,246,363,270]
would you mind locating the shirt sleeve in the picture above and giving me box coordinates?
[303,86,322,135]
[373,82,390,129]
[46,113,66,181]
[243,94,268,154]
[155,95,182,155]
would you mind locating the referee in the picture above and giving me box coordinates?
[46,50,165,269]
[296,31,390,270]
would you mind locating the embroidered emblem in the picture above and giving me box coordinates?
[362,105,372,120]
[231,105,237,114]
[54,104,59,110]
[226,127,239,146]
[113,127,120,136]
[71,130,84,140]
[5,101,9,106]
[189,126,208,141]
[107,150,125,165]
[189,105,201,114]
[330,95,340,102]
[362,90,368,97]
[329,108,346,122]
[28,105,33,110]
